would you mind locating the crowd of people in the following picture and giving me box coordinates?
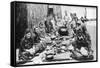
[16,10,94,64]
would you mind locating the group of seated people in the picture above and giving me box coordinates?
[17,11,94,63]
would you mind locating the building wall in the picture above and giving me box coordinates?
[27,4,48,28]
[26,4,62,29]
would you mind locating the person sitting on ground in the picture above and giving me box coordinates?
[70,20,93,60]
[19,28,34,61]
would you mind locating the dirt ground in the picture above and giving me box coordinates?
[20,21,97,65]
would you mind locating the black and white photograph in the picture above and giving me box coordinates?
[11,1,98,67]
